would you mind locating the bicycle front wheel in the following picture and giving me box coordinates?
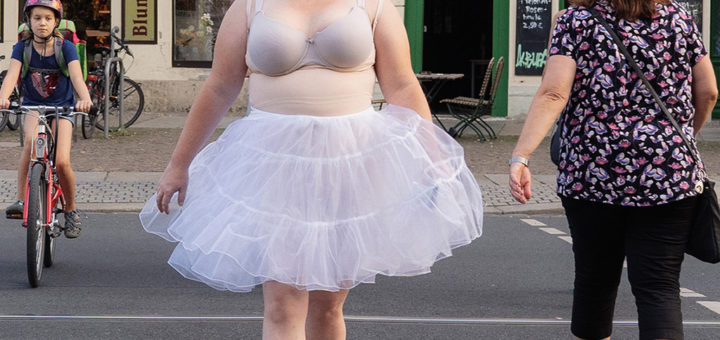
[81,111,99,139]
[0,112,7,132]
[6,87,22,130]
[26,163,47,288]
[95,77,144,131]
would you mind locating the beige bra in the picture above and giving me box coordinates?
[246,0,383,76]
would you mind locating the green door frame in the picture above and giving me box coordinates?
[403,0,511,116]
[404,0,424,73]
[491,0,509,117]
[712,0,720,118]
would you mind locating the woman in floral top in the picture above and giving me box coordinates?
[509,0,718,339]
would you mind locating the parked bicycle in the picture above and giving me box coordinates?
[83,29,144,139]
[0,103,88,287]
[0,55,23,132]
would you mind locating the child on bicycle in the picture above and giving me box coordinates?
[1,0,92,238]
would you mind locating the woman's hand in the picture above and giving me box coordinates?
[0,98,10,109]
[509,162,532,204]
[156,163,189,214]
[75,99,92,113]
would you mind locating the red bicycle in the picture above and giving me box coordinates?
[1,104,88,287]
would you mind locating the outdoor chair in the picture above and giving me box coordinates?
[440,56,504,141]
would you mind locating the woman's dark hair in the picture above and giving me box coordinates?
[569,0,671,20]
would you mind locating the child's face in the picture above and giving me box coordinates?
[29,7,58,38]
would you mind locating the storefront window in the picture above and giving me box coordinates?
[173,0,234,68]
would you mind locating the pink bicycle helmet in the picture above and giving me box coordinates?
[24,0,63,21]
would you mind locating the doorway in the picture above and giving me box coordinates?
[423,0,493,107]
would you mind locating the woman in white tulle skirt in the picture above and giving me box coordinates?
[140,0,483,338]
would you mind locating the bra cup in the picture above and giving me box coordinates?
[314,12,374,68]
[248,15,309,76]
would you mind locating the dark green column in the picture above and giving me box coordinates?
[404,0,424,73]
[712,0,720,118]
[491,0,509,117]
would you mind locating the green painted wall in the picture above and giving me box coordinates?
[404,0,424,73]
[492,0,509,117]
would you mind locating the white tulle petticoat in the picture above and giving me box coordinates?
[139,105,483,292]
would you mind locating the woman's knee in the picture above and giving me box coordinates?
[55,158,73,174]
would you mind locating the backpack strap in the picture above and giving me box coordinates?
[54,37,69,78]
[20,37,69,79]
[22,39,32,79]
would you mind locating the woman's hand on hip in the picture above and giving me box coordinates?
[156,164,189,214]
[509,162,532,204]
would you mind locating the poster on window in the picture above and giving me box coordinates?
[515,0,552,76]
[123,0,157,43]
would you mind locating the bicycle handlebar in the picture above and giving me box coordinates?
[0,103,92,118]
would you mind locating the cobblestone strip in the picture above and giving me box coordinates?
[1,180,157,204]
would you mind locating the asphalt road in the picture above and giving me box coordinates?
[0,214,719,339]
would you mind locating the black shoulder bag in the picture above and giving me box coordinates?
[588,8,720,263]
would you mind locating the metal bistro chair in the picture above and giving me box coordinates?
[440,56,504,141]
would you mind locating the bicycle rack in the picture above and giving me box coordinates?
[102,26,125,138]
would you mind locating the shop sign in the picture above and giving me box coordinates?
[515,0,552,76]
[123,0,157,43]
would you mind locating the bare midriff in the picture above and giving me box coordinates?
[249,67,376,116]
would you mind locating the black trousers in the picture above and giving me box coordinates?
[561,196,697,340]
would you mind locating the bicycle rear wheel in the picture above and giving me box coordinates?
[95,77,144,131]
[26,162,47,288]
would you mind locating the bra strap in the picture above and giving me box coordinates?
[247,0,264,28]
[357,0,366,8]
[372,0,384,32]
[255,0,264,12]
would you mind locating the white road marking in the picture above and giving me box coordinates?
[0,315,718,326]
[521,219,546,226]
[680,288,706,298]
[558,236,573,244]
[539,227,565,235]
[698,301,720,315]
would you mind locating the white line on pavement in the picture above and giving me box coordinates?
[681,288,707,298]
[0,315,719,326]
[521,219,547,226]
[698,301,720,315]
[539,227,566,235]
[558,236,573,244]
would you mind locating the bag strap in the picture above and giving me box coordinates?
[587,7,702,167]
[21,37,69,79]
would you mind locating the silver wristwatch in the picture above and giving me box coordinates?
[509,156,529,167]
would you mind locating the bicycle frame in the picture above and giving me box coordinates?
[19,110,63,230]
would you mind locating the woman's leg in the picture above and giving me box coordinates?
[262,281,309,340]
[625,197,696,340]
[306,289,349,340]
[15,113,39,200]
[562,198,627,340]
[53,118,76,211]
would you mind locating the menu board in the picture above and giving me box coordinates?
[676,0,703,28]
[515,0,552,76]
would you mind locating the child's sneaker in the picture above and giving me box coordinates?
[5,200,23,219]
[64,210,82,238]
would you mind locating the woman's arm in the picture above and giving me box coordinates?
[0,60,22,109]
[67,60,92,112]
[509,55,576,203]
[691,56,718,135]
[156,0,249,213]
[373,0,431,121]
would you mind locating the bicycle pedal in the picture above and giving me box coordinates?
[6,212,22,219]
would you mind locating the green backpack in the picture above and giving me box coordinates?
[18,19,87,81]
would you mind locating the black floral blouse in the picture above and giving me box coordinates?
[549,0,708,206]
